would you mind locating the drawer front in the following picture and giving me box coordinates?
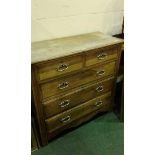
[41,61,116,99]
[45,92,112,133]
[43,78,114,118]
[86,47,118,66]
[37,55,83,81]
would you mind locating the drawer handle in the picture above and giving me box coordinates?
[97,53,107,60]
[60,115,71,123]
[95,100,103,107]
[59,100,70,108]
[57,63,68,72]
[58,82,69,89]
[96,70,105,76]
[96,86,104,92]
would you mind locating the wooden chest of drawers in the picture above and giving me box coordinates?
[31,32,123,145]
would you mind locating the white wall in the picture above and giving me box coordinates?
[32,0,124,42]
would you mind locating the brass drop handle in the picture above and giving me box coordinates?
[95,100,103,107]
[96,70,105,76]
[96,86,104,92]
[60,115,71,123]
[59,100,70,108]
[58,82,69,89]
[57,63,68,72]
[97,53,107,60]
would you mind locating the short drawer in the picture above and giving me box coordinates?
[43,78,114,118]
[45,92,112,133]
[86,47,118,66]
[37,55,83,81]
[40,61,116,99]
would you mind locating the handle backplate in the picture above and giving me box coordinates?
[57,63,68,72]
[97,53,107,60]
[96,85,104,92]
[59,100,70,108]
[60,115,71,123]
[58,81,69,89]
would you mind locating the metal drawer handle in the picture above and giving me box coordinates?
[59,100,70,108]
[58,82,69,89]
[57,63,68,72]
[97,53,107,60]
[96,86,104,92]
[60,115,71,123]
[95,100,103,107]
[96,70,105,76]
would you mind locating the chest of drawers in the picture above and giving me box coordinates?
[31,32,123,145]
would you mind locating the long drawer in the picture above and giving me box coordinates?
[45,92,112,133]
[40,61,116,99]
[43,78,114,118]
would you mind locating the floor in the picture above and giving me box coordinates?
[32,112,124,155]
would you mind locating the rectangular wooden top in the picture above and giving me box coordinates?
[31,32,123,64]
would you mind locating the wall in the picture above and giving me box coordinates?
[32,0,124,42]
